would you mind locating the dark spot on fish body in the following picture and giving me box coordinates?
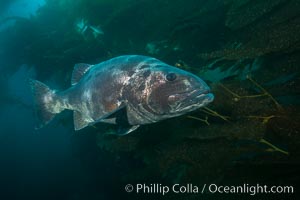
[147,84,170,113]
[126,69,135,77]
[149,77,159,86]
[142,69,151,77]
[137,82,146,91]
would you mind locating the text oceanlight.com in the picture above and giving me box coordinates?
[124,183,294,196]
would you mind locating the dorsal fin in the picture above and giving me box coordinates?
[71,63,93,85]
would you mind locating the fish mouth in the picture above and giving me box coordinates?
[168,89,214,104]
[168,89,214,114]
[188,89,210,98]
[183,89,214,102]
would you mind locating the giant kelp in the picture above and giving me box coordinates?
[95,75,299,189]
[200,0,300,61]
[93,0,300,191]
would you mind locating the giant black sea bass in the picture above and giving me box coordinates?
[30,55,214,135]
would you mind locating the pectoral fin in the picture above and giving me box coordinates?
[116,125,140,135]
[102,104,140,135]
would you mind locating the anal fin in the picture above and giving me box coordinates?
[74,111,89,130]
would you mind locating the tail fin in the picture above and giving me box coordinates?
[29,79,62,128]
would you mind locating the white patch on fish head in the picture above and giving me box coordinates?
[183,79,191,91]
[119,74,131,85]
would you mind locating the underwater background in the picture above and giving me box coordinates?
[0,0,299,199]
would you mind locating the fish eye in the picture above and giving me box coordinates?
[165,73,177,81]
